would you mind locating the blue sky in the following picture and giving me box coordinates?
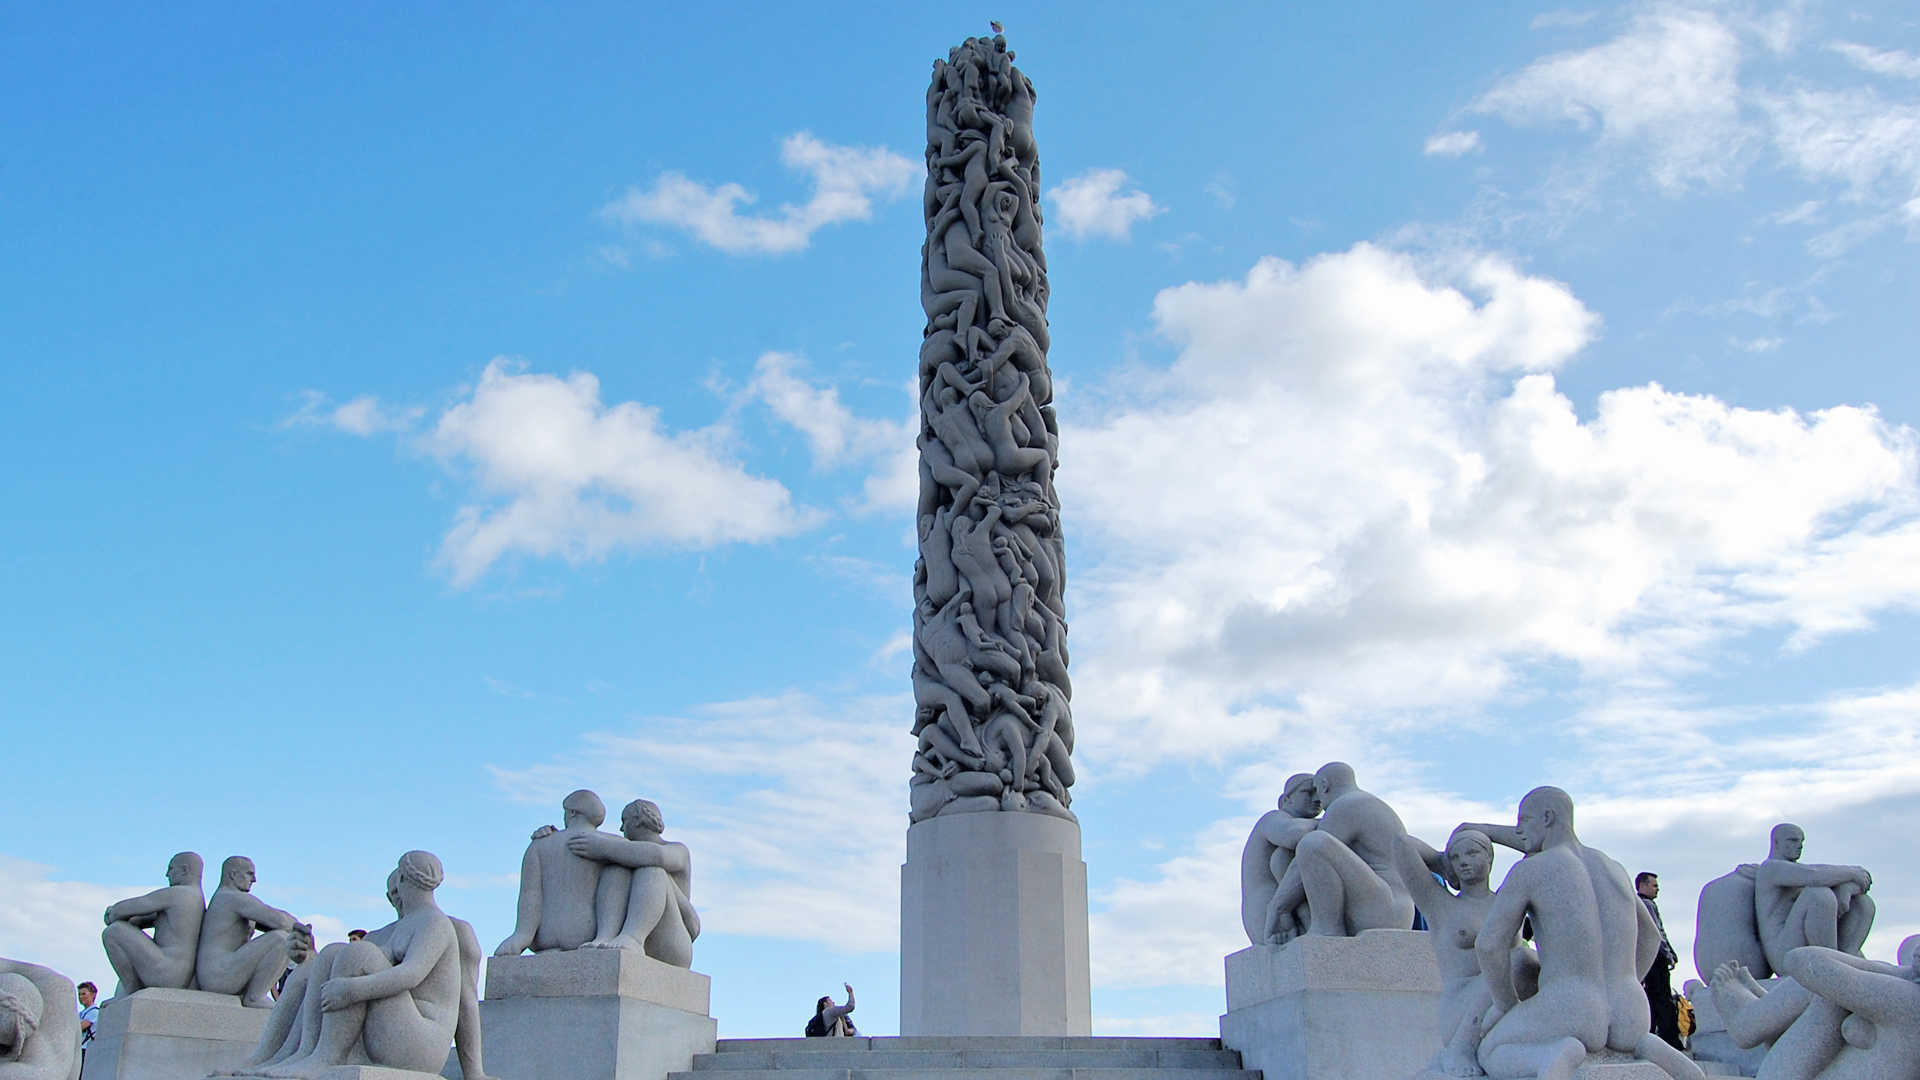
[5,0,1920,1039]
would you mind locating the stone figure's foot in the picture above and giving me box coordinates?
[1438,1043,1486,1077]
[241,991,275,1008]
[581,937,619,950]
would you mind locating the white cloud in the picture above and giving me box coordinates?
[486,692,913,952]
[1054,244,1920,770]
[1729,335,1783,352]
[282,391,422,436]
[427,358,819,585]
[600,133,915,256]
[1424,130,1484,157]
[1472,7,1750,191]
[1759,86,1920,199]
[1530,10,1598,31]
[743,351,917,514]
[1050,169,1164,242]
[1831,42,1920,80]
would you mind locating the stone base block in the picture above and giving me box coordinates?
[1218,931,1442,1080]
[480,949,716,1080]
[81,987,270,1080]
[900,811,1092,1036]
[221,1060,441,1068]
[225,1069,444,1080]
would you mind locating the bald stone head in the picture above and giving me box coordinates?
[166,852,204,887]
[1515,786,1576,854]
[1769,823,1805,862]
[1313,762,1357,802]
[562,789,607,829]
[220,856,256,892]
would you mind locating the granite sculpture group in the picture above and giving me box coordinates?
[1234,775,1910,1080]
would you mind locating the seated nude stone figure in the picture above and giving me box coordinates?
[1396,828,1536,1079]
[0,958,80,1080]
[1463,788,1702,1080]
[1756,824,1875,975]
[196,857,308,1007]
[1264,762,1414,942]
[222,851,479,1079]
[495,789,619,956]
[563,798,701,967]
[1240,773,1321,946]
[102,851,205,996]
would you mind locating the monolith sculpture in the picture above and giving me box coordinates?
[901,33,1090,1036]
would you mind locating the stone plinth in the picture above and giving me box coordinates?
[225,1060,445,1068]
[479,948,716,1080]
[80,987,269,1080]
[1218,930,1442,1080]
[226,1070,443,1080]
[1682,978,1765,1077]
[900,811,1091,1036]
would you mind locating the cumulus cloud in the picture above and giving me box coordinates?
[601,133,915,256]
[1052,243,1918,770]
[1831,42,1920,80]
[742,352,917,513]
[1049,169,1163,241]
[427,358,819,585]
[282,391,422,436]
[1425,130,1485,157]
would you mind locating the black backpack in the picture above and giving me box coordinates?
[804,1014,827,1037]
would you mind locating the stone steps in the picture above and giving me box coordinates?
[671,1037,1257,1080]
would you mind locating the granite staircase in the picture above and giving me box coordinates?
[667,1036,1260,1080]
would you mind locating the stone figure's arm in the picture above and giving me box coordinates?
[493,844,542,956]
[1759,860,1869,890]
[1476,868,1532,1009]
[229,892,302,933]
[330,918,454,1009]
[1394,834,1450,911]
[1458,822,1526,852]
[104,886,174,925]
[1783,945,1918,1023]
[565,833,689,874]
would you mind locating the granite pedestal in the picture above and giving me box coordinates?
[1219,930,1442,1080]
[80,987,270,1080]
[225,1069,443,1080]
[1682,978,1766,1077]
[900,811,1092,1036]
[480,948,716,1080]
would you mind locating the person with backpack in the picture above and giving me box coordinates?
[805,983,857,1036]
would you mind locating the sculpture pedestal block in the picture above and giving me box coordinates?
[1219,931,1442,1080]
[479,949,716,1080]
[227,1069,445,1080]
[81,988,269,1080]
[1681,978,1767,1077]
[900,811,1091,1035]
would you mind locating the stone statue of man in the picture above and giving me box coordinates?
[561,798,700,967]
[494,789,618,956]
[1264,762,1413,942]
[1755,823,1875,974]
[1463,788,1703,1080]
[101,851,205,996]
[194,856,308,1007]
[1238,772,1320,946]
[0,957,81,1080]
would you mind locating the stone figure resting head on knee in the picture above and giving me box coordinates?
[0,958,82,1080]
[101,851,205,997]
[196,856,307,1008]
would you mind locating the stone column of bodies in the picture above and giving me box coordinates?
[910,33,1073,824]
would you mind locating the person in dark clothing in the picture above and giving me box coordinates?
[1636,871,1684,1049]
